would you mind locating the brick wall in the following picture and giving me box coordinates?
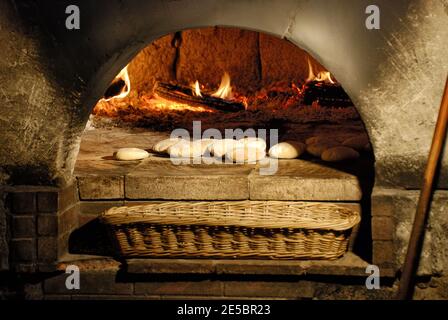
[5,184,79,272]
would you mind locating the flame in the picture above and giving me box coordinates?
[306,57,335,84]
[148,95,213,112]
[306,58,316,83]
[212,72,233,99]
[192,80,202,97]
[104,65,131,101]
[313,71,335,84]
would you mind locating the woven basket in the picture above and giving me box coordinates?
[101,201,360,260]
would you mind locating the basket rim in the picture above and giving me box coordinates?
[102,200,360,231]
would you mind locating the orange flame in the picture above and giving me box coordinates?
[148,95,213,113]
[212,72,233,99]
[103,65,131,101]
[306,58,335,84]
[192,80,202,97]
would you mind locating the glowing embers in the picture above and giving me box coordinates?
[143,95,212,113]
[92,53,354,127]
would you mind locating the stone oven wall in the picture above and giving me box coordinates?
[127,27,325,95]
[0,0,447,296]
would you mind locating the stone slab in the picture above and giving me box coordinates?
[126,252,369,277]
[249,159,362,201]
[134,281,223,296]
[125,159,252,200]
[77,175,125,200]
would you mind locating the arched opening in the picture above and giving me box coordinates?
[72,27,374,264]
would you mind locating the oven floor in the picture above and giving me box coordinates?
[75,128,367,201]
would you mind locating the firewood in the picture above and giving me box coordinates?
[303,81,353,107]
[154,82,245,112]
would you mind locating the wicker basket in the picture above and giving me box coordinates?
[101,201,360,260]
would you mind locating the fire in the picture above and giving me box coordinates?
[212,72,233,99]
[192,80,202,97]
[147,95,212,112]
[306,58,335,84]
[103,65,131,101]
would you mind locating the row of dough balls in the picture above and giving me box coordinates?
[153,137,267,163]
[305,135,370,162]
[115,135,370,162]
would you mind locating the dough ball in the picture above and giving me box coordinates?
[342,136,370,151]
[268,141,306,159]
[236,137,267,151]
[321,146,360,162]
[153,138,183,153]
[306,142,338,157]
[226,146,266,163]
[208,139,237,158]
[115,148,149,161]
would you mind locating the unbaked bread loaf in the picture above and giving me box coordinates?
[237,137,266,150]
[168,139,214,158]
[321,146,360,162]
[208,139,238,158]
[342,136,370,151]
[226,146,266,163]
[115,148,149,161]
[305,136,334,145]
[306,142,338,157]
[152,138,183,153]
[268,141,306,159]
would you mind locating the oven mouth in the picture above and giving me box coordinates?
[70,27,374,267]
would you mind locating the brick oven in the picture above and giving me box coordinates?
[0,0,447,300]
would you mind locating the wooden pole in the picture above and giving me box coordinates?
[396,75,448,300]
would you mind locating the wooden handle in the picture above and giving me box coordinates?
[396,75,448,299]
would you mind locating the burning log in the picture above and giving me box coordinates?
[154,82,245,113]
[303,81,353,107]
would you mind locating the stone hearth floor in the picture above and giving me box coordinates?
[75,128,366,202]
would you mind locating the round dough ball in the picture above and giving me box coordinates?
[168,139,214,158]
[306,142,338,157]
[268,141,306,159]
[153,138,183,153]
[342,136,370,151]
[115,148,149,161]
[167,140,192,158]
[237,137,267,151]
[305,136,334,145]
[226,146,266,163]
[191,139,215,157]
[208,139,237,158]
[321,146,360,162]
